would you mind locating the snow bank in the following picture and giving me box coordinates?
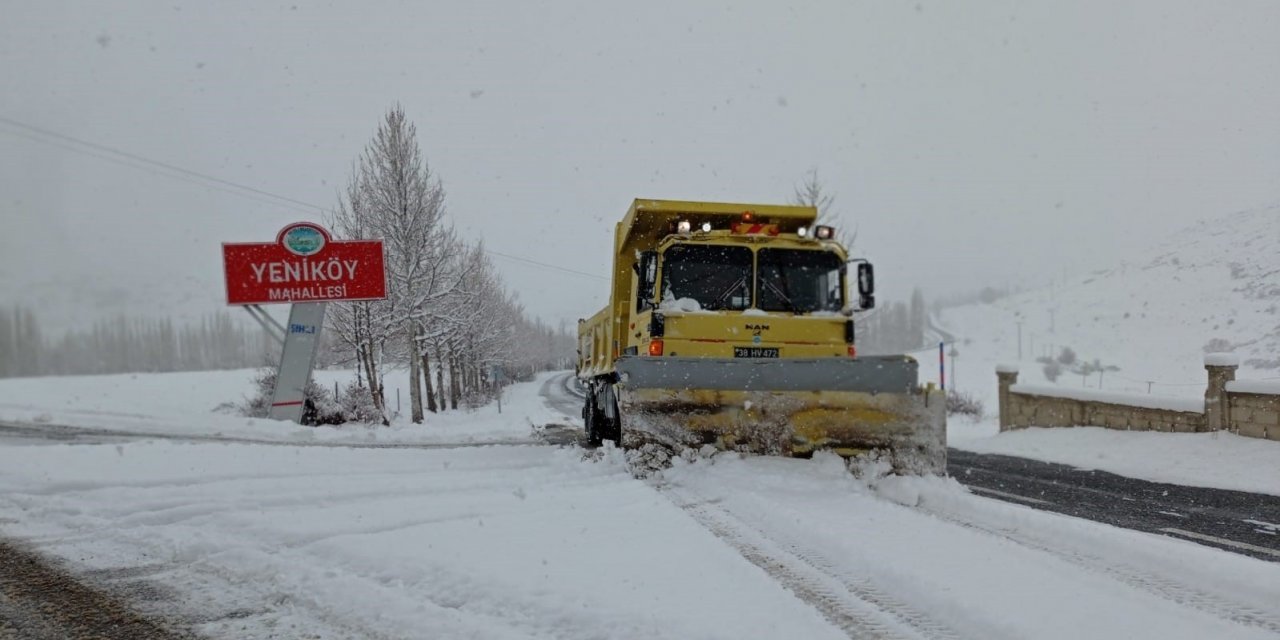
[953,424,1280,496]
[1010,383,1204,413]
[1204,352,1241,367]
[1226,380,1280,395]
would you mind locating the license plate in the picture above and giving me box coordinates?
[734,347,779,358]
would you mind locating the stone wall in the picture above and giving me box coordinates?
[999,380,1205,433]
[996,354,1280,441]
[1227,387,1280,441]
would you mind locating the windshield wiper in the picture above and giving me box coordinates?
[713,275,749,309]
[761,277,800,314]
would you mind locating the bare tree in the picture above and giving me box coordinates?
[792,169,857,251]
[321,106,583,421]
[327,165,395,424]
[353,106,453,423]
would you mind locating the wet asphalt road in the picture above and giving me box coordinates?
[949,449,1280,562]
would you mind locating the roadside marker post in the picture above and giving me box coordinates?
[939,342,946,392]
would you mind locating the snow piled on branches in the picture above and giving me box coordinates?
[323,105,574,426]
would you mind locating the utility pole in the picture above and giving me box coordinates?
[1016,322,1023,360]
[948,346,959,391]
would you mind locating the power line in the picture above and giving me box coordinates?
[0,114,328,213]
[486,250,607,281]
[0,126,322,215]
[1,114,608,282]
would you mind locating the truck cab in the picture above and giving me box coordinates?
[631,226,872,362]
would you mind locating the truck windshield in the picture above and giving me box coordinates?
[660,244,753,311]
[756,249,844,313]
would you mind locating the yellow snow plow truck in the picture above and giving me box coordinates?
[576,199,946,473]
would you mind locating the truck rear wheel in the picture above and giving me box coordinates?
[598,383,622,445]
[584,380,621,447]
[584,395,603,447]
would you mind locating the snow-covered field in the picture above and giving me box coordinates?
[1,369,1280,638]
[0,367,559,446]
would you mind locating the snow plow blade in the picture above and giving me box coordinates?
[614,355,946,474]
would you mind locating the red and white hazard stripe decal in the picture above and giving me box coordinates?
[730,222,780,235]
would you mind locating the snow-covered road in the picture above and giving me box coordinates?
[0,442,852,639]
[660,453,1280,639]
[1,370,1278,638]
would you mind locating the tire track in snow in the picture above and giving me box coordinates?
[914,499,1280,635]
[662,486,965,640]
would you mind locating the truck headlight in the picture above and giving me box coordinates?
[676,220,692,234]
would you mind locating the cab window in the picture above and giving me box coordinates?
[660,244,753,311]
[756,249,843,313]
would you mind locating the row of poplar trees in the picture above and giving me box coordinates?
[0,307,267,378]
[326,106,571,425]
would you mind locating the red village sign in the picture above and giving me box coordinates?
[222,222,386,305]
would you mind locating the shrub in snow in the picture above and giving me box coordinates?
[1057,346,1077,366]
[241,366,343,425]
[337,379,384,424]
[1069,358,1120,387]
[462,384,498,410]
[946,389,984,417]
[1035,357,1062,382]
[241,367,279,419]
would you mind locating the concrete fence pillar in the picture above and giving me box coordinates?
[1204,353,1239,432]
[996,364,1019,432]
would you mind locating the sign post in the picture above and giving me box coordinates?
[270,302,327,422]
[939,342,946,392]
[223,222,386,424]
[491,365,506,415]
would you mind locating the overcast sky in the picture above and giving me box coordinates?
[2,1,1278,331]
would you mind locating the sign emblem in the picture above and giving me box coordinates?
[281,223,327,256]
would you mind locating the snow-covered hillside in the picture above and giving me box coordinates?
[935,205,1280,404]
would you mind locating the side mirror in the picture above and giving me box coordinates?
[856,262,875,310]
